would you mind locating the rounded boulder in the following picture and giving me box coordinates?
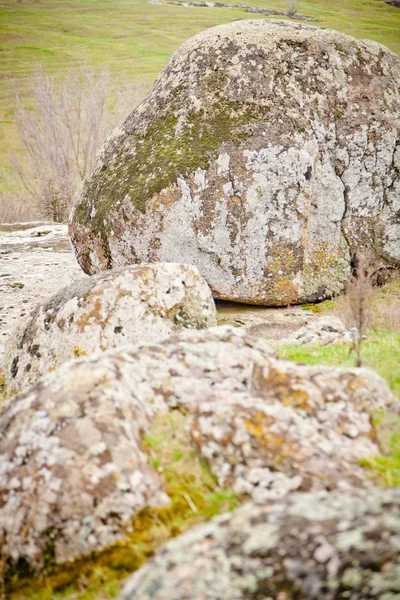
[70,20,400,305]
[2,262,216,392]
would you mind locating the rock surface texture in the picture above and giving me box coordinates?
[190,351,398,500]
[0,222,325,355]
[0,357,170,570]
[1,328,397,572]
[2,262,216,392]
[279,315,354,345]
[119,487,400,600]
[70,20,400,306]
[0,223,86,358]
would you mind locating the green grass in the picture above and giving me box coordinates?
[1,0,399,184]
[277,331,400,487]
[277,332,400,398]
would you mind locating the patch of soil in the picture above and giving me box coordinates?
[215,300,315,342]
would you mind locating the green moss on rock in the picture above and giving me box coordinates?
[74,101,266,234]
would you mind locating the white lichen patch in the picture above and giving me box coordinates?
[119,487,400,600]
[2,262,216,392]
[1,327,397,574]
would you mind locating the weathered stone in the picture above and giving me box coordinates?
[0,223,87,359]
[1,327,397,574]
[188,348,399,500]
[279,315,354,345]
[2,262,216,392]
[0,328,274,572]
[70,20,400,305]
[118,487,400,600]
[0,359,170,571]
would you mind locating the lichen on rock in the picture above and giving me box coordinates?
[118,487,400,600]
[2,262,216,392]
[70,19,400,305]
[0,358,171,574]
[1,327,398,581]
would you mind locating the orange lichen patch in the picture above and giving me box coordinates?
[243,412,302,472]
[281,389,310,410]
[73,346,87,358]
[77,284,135,334]
[345,375,368,394]
[252,365,314,413]
[77,295,104,333]
[305,242,336,273]
[244,419,264,440]
[302,238,350,299]
[151,185,182,212]
[264,246,299,305]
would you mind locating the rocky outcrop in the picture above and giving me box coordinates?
[119,487,400,600]
[150,0,320,22]
[70,20,400,306]
[0,222,87,359]
[1,327,397,574]
[2,262,216,392]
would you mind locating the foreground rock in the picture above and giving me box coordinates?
[0,222,86,358]
[0,358,170,570]
[0,328,274,571]
[2,262,216,392]
[190,353,398,499]
[119,487,400,600]
[70,20,400,305]
[1,328,397,573]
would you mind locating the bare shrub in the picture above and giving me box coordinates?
[335,253,374,367]
[10,67,147,223]
[335,257,400,356]
[287,0,297,16]
[0,190,41,224]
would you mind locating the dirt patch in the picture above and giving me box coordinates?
[216,300,315,341]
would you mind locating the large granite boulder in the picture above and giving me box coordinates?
[1,328,397,575]
[2,262,216,392]
[69,20,400,306]
[119,487,400,600]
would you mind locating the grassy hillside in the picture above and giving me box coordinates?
[1,0,399,190]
